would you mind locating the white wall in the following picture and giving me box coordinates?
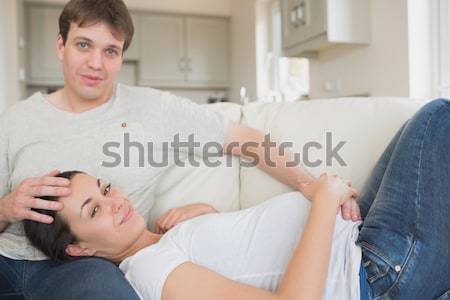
[408,0,434,99]
[25,0,231,16]
[0,0,22,113]
[229,0,258,103]
[308,0,410,99]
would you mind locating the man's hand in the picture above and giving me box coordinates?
[0,170,70,224]
[298,176,361,221]
[155,203,217,234]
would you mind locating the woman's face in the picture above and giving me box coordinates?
[59,173,146,259]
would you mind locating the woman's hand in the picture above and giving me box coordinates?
[155,203,217,234]
[300,173,358,209]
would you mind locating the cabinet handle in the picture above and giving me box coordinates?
[291,1,307,28]
[290,6,298,26]
[297,1,307,26]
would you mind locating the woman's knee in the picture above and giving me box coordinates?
[419,98,450,115]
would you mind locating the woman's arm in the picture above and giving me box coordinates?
[162,174,355,300]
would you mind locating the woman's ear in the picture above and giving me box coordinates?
[65,244,96,257]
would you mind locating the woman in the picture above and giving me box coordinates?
[24,99,450,300]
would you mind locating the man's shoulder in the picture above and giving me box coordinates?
[118,84,165,103]
[0,93,41,122]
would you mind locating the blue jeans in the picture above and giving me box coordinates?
[0,256,140,300]
[357,99,450,300]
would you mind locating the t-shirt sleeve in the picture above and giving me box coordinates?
[159,91,230,157]
[0,116,10,198]
[119,240,189,300]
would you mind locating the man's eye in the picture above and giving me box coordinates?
[104,184,112,196]
[106,48,118,56]
[78,42,89,49]
[91,206,99,218]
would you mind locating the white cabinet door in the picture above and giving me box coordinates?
[27,5,64,85]
[138,15,185,86]
[185,17,229,86]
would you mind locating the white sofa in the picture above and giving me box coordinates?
[148,97,427,227]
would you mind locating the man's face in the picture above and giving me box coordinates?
[56,21,124,101]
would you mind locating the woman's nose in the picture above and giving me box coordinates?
[110,198,124,214]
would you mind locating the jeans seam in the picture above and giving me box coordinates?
[413,101,448,245]
[22,262,31,300]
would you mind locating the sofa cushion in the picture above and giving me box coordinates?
[148,102,242,229]
[240,97,427,208]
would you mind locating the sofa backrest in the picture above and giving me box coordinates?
[148,97,427,227]
[240,97,427,208]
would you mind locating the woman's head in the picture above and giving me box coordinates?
[24,171,146,262]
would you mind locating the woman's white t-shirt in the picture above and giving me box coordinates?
[119,192,362,300]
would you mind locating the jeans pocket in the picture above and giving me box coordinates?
[435,290,450,300]
[360,242,392,284]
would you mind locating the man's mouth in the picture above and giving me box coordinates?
[80,74,104,86]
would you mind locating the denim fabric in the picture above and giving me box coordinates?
[360,259,370,300]
[0,256,140,300]
[357,99,450,300]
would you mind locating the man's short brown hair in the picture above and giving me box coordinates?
[59,0,134,52]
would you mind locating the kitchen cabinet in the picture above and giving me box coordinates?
[281,0,370,57]
[138,14,229,88]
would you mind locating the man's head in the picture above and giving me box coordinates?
[56,0,134,102]
[24,171,146,262]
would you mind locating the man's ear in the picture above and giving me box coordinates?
[65,244,96,257]
[56,34,65,61]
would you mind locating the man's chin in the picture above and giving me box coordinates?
[77,87,112,101]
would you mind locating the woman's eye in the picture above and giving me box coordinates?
[91,206,99,218]
[104,184,112,196]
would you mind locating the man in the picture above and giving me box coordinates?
[0,0,360,299]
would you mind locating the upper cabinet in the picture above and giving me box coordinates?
[25,4,230,89]
[281,0,370,57]
[139,15,229,88]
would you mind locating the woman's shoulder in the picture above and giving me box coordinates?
[119,236,190,300]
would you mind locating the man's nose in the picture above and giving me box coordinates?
[87,50,103,70]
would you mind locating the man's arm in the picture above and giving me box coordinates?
[223,122,361,220]
[223,122,314,193]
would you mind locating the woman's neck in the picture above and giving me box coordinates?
[111,231,162,264]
